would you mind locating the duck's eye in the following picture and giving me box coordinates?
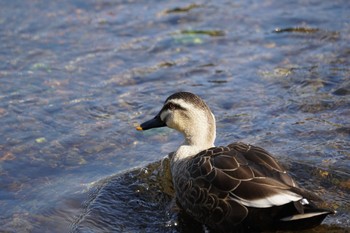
[168,103,176,110]
[164,102,186,111]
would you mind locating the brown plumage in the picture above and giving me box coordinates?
[137,92,334,232]
[173,142,330,232]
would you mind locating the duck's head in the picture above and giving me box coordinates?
[136,92,216,150]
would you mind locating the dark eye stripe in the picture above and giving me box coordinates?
[163,102,187,111]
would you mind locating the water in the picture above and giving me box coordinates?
[0,0,349,232]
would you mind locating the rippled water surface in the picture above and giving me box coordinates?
[0,0,349,232]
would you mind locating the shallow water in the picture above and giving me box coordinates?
[0,0,349,232]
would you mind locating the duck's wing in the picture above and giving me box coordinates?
[180,142,323,227]
[227,142,297,187]
[226,142,322,203]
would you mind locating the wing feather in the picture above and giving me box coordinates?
[178,142,307,226]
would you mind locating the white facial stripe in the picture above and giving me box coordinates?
[167,99,194,110]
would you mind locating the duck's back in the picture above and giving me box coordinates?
[172,142,332,232]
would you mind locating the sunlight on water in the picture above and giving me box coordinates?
[0,0,349,232]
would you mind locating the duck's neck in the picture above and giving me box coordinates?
[173,113,216,162]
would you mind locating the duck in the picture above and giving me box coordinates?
[136,91,334,232]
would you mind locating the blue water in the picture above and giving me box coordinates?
[0,0,349,232]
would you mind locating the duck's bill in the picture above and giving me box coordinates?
[136,115,166,131]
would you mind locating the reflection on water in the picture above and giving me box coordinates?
[0,0,349,232]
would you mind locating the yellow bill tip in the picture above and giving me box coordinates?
[136,125,143,131]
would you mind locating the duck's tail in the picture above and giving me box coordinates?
[277,206,335,231]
